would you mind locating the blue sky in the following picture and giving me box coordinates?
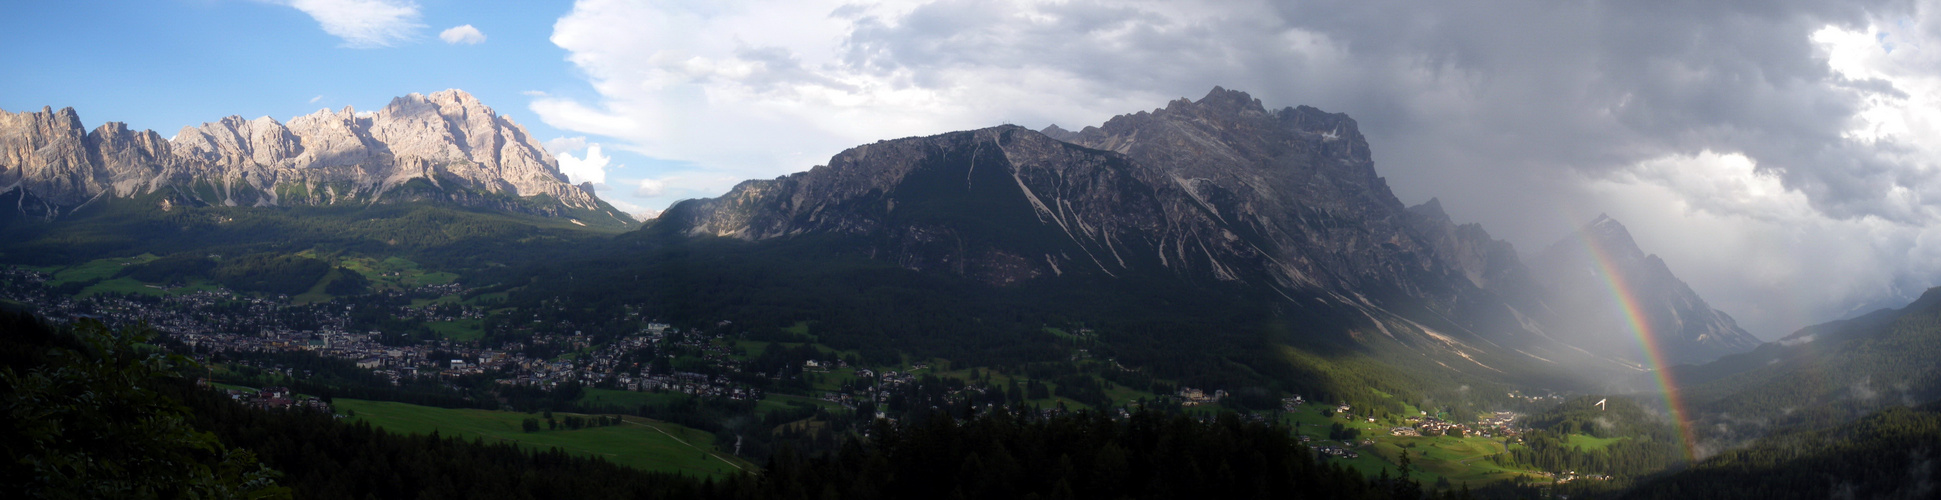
[7,0,1941,338]
[0,0,683,216]
[4,1,579,135]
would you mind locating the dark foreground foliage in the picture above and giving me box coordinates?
[1,310,288,499]
[758,408,1465,500]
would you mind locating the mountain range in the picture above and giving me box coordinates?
[14,85,1935,498]
[0,89,632,227]
[0,86,1768,378]
[653,87,1759,382]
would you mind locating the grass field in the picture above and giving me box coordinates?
[575,389,843,422]
[209,382,259,394]
[1368,435,1536,485]
[332,399,754,478]
[1277,401,1546,486]
[76,277,167,298]
[757,393,844,414]
[337,256,460,291]
[1565,433,1628,451]
[44,254,157,285]
[72,275,223,299]
[290,267,339,305]
[425,318,485,341]
[576,388,694,410]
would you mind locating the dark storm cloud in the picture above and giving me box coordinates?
[839,0,1918,224]
[818,0,1934,337]
[546,0,1941,337]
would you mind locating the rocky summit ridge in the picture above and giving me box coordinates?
[655,87,1678,380]
[0,90,628,224]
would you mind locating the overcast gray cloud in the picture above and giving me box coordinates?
[538,0,1941,339]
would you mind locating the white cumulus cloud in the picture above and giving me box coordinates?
[636,178,667,197]
[544,136,589,154]
[556,144,614,185]
[439,24,486,45]
[274,0,423,48]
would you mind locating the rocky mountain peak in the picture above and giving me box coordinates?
[1578,214,1651,264]
[1172,86,1267,118]
[1531,214,1762,364]
[1,106,98,206]
[1409,197,1450,221]
[51,106,82,130]
[1,90,631,225]
[1038,124,1080,142]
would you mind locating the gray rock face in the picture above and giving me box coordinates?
[659,87,1613,375]
[667,125,1277,286]
[1060,88,1485,297]
[1,90,618,221]
[0,107,102,209]
[1529,215,1763,364]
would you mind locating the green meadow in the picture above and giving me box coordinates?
[1277,400,1548,486]
[425,318,486,341]
[1565,433,1628,451]
[332,398,754,479]
[575,388,694,410]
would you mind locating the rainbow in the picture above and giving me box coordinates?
[1578,230,1698,462]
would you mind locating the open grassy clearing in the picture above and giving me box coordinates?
[575,388,695,410]
[425,318,485,341]
[209,382,260,394]
[1371,435,1536,485]
[77,277,168,298]
[1279,400,1547,486]
[757,393,844,414]
[289,266,339,305]
[333,398,753,478]
[34,252,468,303]
[1565,433,1628,451]
[43,254,158,285]
[336,256,459,290]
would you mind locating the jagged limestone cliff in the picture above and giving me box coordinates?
[1,90,630,225]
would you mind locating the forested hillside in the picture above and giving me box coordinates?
[1619,403,1941,499]
[1679,287,1941,442]
[0,194,621,271]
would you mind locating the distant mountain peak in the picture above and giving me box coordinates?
[0,90,634,225]
[1577,214,1648,261]
[1184,86,1267,114]
[1531,214,1761,363]
[1587,213,1625,233]
[1038,124,1080,142]
[1409,197,1449,221]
